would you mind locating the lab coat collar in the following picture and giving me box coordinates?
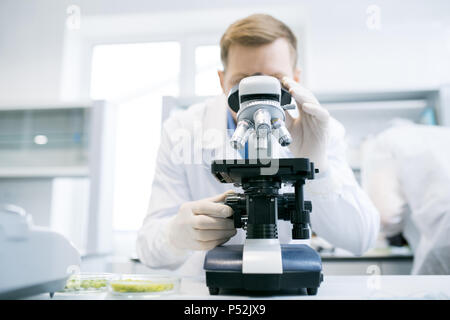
[200,94,229,153]
[203,94,228,133]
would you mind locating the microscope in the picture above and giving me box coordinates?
[203,75,323,295]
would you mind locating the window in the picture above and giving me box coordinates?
[91,42,180,101]
[195,45,223,96]
[90,42,180,231]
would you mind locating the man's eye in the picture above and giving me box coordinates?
[231,78,243,86]
[272,74,284,81]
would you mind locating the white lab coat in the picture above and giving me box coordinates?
[361,121,450,274]
[137,94,380,277]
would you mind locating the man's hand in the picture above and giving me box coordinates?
[281,77,330,172]
[167,191,237,251]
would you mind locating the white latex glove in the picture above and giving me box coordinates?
[167,190,237,251]
[281,77,330,173]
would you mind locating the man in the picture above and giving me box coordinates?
[137,14,380,276]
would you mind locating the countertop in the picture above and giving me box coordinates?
[26,275,450,300]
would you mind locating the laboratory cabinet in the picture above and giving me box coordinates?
[0,101,116,256]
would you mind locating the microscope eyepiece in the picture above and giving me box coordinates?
[227,75,293,153]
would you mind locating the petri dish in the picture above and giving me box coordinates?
[108,274,180,297]
[62,273,114,293]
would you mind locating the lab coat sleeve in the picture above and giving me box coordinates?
[306,118,380,256]
[136,118,194,269]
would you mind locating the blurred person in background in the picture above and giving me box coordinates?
[362,120,450,274]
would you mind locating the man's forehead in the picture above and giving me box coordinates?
[226,39,294,77]
[227,62,290,81]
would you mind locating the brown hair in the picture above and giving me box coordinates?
[220,14,298,70]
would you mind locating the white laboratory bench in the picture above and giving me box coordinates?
[26,275,450,300]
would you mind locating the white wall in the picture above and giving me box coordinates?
[0,0,450,103]
[1,0,449,103]
[0,0,68,104]
[305,0,450,92]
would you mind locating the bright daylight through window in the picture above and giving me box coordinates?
[90,42,180,231]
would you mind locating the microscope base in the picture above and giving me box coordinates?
[204,244,323,296]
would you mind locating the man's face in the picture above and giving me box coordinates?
[218,38,301,108]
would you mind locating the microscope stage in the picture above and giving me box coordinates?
[211,158,316,184]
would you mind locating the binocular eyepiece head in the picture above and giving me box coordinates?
[227,75,294,152]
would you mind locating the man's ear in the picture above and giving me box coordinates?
[218,70,227,95]
[294,67,301,83]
